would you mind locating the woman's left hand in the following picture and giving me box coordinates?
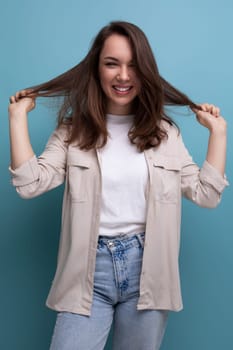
[192,103,227,135]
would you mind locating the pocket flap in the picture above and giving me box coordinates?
[153,156,181,171]
[67,151,90,168]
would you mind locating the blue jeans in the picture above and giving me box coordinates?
[49,233,168,350]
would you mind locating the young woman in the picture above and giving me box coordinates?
[8,21,228,350]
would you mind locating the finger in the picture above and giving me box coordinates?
[15,90,26,101]
[214,106,220,117]
[15,89,29,100]
[209,105,215,115]
[200,103,220,116]
[25,88,34,95]
[191,104,203,113]
[210,105,220,117]
[21,88,36,98]
[20,90,27,97]
[9,96,16,104]
[15,91,20,100]
[200,104,209,112]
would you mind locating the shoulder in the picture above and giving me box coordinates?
[153,119,185,158]
[50,123,71,143]
[160,119,180,141]
[45,124,71,151]
[55,123,71,138]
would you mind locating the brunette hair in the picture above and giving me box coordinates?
[25,21,200,151]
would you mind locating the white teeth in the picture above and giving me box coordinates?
[114,86,131,92]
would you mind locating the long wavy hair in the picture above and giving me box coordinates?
[24,21,200,151]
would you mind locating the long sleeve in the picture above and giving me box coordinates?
[178,133,229,208]
[9,125,69,199]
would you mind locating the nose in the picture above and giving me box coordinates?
[117,65,130,81]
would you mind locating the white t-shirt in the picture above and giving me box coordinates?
[98,114,148,237]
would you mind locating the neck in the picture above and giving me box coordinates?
[106,103,134,115]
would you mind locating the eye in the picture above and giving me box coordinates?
[128,62,136,68]
[105,62,117,67]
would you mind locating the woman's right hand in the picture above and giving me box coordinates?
[9,90,36,116]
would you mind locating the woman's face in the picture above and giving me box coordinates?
[98,34,141,115]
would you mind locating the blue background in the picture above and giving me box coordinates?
[1,1,232,349]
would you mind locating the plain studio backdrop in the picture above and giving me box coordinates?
[0,1,232,349]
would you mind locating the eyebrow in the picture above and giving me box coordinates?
[103,56,134,63]
[103,56,119,61]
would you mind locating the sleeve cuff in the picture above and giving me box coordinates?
[9,155,39,187]
[200,160,229,193]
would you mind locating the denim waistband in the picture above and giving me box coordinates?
[98,232,145,249]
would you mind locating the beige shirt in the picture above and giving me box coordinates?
[9,122,228,315]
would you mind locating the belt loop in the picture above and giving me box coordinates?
[135,233,145,248]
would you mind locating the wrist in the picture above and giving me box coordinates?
[208,119,227,136]
[209,127,227,137]
[9,110,28,121]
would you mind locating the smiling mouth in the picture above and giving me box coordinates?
[112,85,133,92]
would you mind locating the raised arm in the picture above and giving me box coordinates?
[8,90,68,199]
[8,90,36,169]
[193,103,227,176]
[179,103,228,208]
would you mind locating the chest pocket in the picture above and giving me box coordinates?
[67,151,91,202]
[152,156,181,204]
